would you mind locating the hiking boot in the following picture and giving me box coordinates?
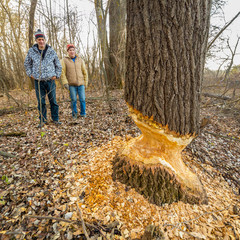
[37,122,46,128]
[53,121,62,125]
[73,113,78,120]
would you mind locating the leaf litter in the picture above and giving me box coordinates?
[0,89,240,239]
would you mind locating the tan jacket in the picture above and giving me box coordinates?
[61,55,88,87]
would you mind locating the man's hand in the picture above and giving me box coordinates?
[31,75,34,79]
[64,84,69,90]
[51,76,56,80]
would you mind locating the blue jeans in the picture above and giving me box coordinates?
[69,85,86,116]
[35,80,59,122]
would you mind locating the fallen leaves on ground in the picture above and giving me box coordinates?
[0,89,240,239]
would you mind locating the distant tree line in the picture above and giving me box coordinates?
[0,0,239,102]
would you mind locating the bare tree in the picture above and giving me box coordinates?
[221,37,240,98]
[0,0,28,90]
[109,0,126,89]
[29,0,38,48]
[27,0,38,89]
[208,11,240,51]
[94,0,113,92]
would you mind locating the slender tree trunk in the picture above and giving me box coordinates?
[0,1,26,90]
[28,0,38,89]
[109,0,126,89]
[0,2,24,64]
[66,0,72,43]
[29,0,38,48]
[49,0,54,48]
[95,0,113,91]
[1,13,14,89]
[113,0,212,205]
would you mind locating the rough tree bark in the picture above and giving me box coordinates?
[1,10,14,89]
[29,0,38,48]
[109,0,126,89]
[28,0,38,89]
[95,0,113,89]
[112,0,212,205]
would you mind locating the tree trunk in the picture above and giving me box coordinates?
[95,0,114,90]
[0,1,26,90]
[112,0,212,205]
[29,0,38,48]
[1,13,14,89]
[66,0,72,43]
[109,0,126,89]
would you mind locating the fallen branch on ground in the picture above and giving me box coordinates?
[202,93,231,100]
[76,203,90,240]
[25,215,74,223]
[25,215,115,237]
[0,132,27,137]
[204,131,240,142]
[0,151,16,158]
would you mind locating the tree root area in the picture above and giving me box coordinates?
[112,153,208,206]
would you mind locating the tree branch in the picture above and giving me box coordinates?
[0,150,16,158]
[76,203,90,240]
[208,11,240,50]
[202,92,230,100]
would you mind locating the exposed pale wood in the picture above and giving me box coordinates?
[114,0,212,205]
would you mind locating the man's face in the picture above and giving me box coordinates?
[36,37,46,49]
[68,48,76,58]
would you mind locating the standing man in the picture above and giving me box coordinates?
[24,29,62,127]
[61,44,88,119]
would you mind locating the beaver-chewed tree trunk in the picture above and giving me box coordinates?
[112,0,212,205]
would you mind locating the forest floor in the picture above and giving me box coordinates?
[0,89,240,240]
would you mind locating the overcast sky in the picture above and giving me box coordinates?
[206,0,240,70]
[70,0,240,70]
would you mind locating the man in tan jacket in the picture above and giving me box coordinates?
[61,44,88,118]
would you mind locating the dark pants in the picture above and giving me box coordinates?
[35,80,59,122]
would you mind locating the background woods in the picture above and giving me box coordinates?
[0,0,239,101]
[0,0,239,105]
[0,0,126,98]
